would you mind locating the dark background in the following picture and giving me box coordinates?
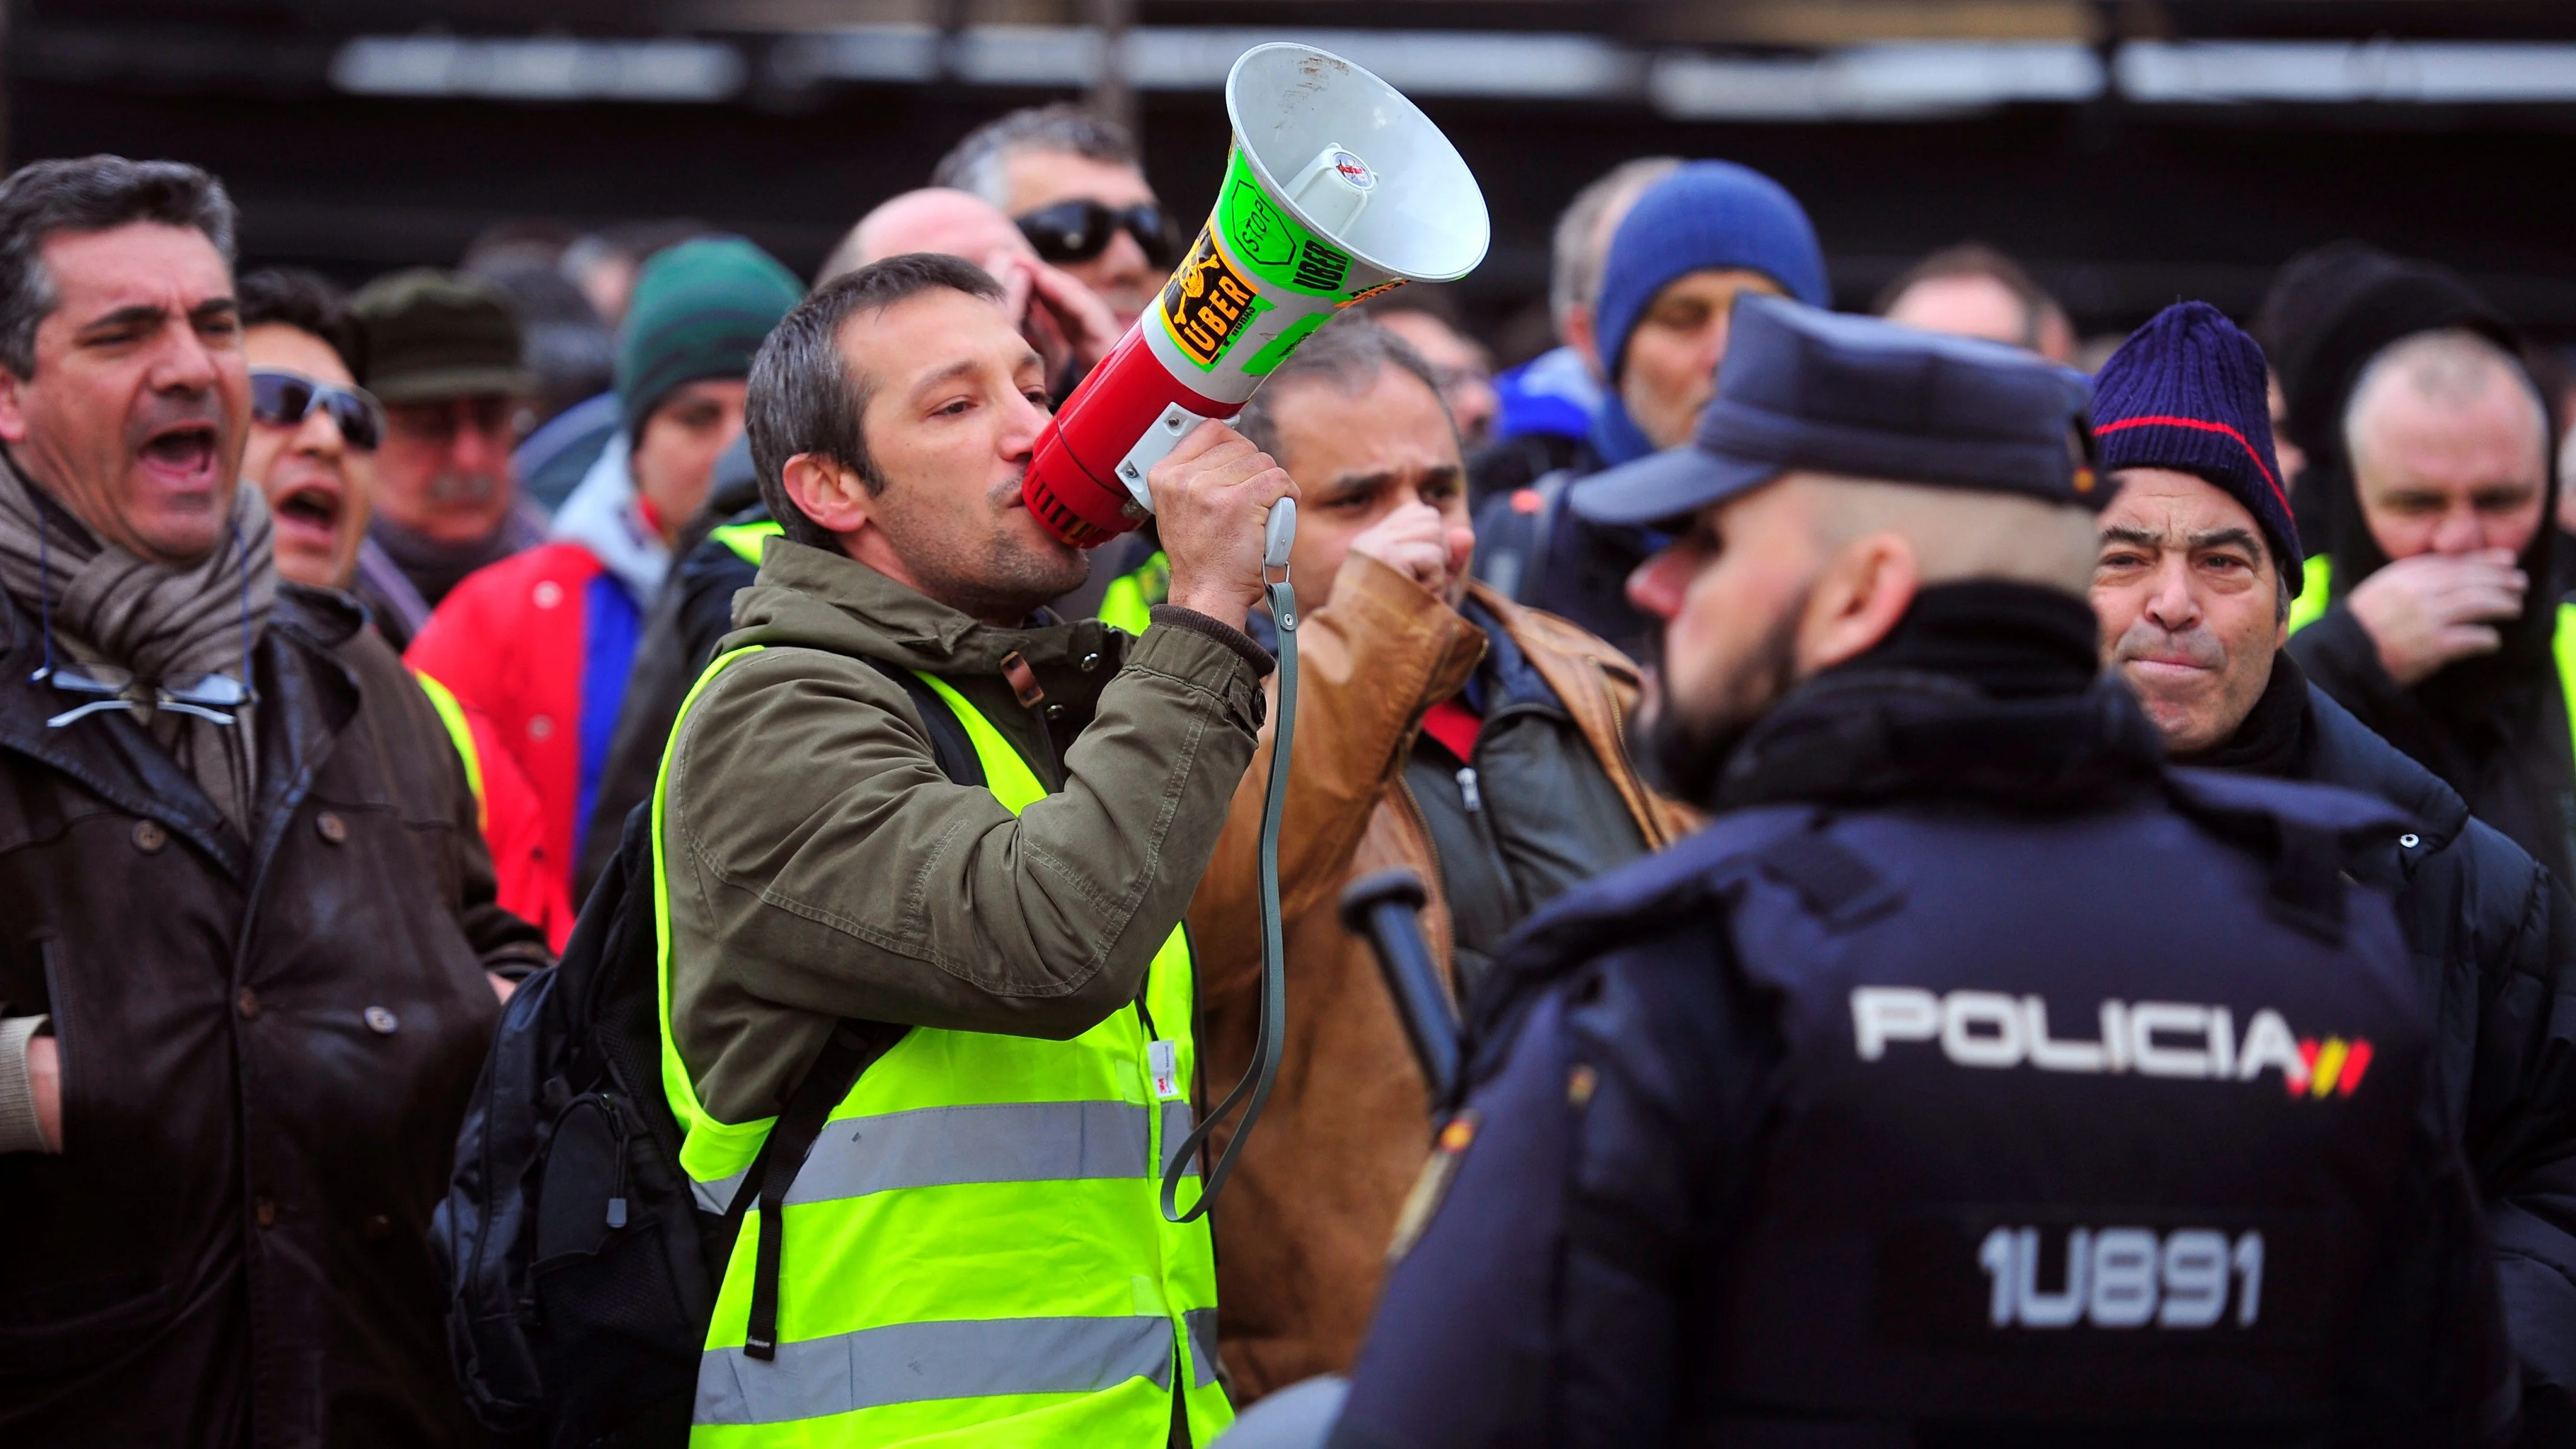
[18,1,2576,358]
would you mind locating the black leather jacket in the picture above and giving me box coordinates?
[0,583,548,1448]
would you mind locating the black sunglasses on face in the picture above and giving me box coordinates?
[1016,200,1179,269]
[250,369,383,452]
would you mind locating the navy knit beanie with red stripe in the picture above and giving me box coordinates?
[2091,300,2304,597]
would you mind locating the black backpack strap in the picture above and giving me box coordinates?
[857,656,985,789]
[729,1017,908,1361]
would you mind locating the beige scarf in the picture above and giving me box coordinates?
[0,455,277,836]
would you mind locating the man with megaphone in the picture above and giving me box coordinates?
[646,251,1286,1444]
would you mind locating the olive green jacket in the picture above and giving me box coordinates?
[662,539,1268,1125]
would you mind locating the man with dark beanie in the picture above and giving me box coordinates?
[2251,246,2575,887]
[2091,300,2576,1442]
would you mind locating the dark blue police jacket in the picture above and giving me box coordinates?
[1329,654,2518,1449]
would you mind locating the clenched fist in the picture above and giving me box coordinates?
[1349,500,1476,605]
[1149,421,1300,626]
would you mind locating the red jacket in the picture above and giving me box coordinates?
[407,542,645,907]
[414,671,574,950]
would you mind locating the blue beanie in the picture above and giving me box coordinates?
[1592,160,1829,384]
[2092,301,2302,596]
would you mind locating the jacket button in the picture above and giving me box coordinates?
[1043,703,1068,721]
[527,715,554,741]
[131,820,167,854]
[315,811,347,845]
[254,1197,277,1229]
[237,987,261,1020]
[533,580,564,609]
[1079,651,1104,673]
[363,1006,399,1036]
[363,1214,392,1241]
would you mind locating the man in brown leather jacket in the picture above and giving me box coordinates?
[0,157,548,1448]
[1191,322,1695,1402]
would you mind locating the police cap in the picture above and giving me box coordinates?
[1570,293,2101,530]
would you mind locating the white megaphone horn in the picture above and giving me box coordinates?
[1022,42,1491,547]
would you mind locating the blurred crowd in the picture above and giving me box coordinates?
[2,91,2575,1449]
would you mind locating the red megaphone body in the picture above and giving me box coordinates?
[1021,42,1490,548]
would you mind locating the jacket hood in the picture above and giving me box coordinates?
[551,432,669,606]
[2263,246,2561,715]
[2301,681,2470,850]
[724,536,1129,689]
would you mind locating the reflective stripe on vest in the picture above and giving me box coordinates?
[414,671,486,833]
[652,647,1229,1446]
[2288,553,2576,773]
[711,519,784,568]
[1098,550,1169,636]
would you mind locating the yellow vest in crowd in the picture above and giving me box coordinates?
[650,643,1230,1447]
[2287,556,2576,734]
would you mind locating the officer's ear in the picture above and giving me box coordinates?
[1798,532,1919,675]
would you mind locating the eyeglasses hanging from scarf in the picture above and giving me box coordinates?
[26,502,258,730]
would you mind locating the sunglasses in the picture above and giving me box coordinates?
[36,661,252,729]
[1016,200,1180,269]
[251,369,383,452]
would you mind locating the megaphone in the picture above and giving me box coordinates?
[1023,42,1491,547]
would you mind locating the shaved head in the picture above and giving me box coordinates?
[1791,473,2100,594]
[2343,327,2550,562]
[817,188,1035,289]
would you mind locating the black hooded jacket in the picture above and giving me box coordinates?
[2203,662,2576,1442]
[2261,246,2576,884]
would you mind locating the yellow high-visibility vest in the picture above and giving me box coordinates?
[709,519,783,567]
[1099,551,1169,636]
[414,671,486,833]
[654,646,1229,1446]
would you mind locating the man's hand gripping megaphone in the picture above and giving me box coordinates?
[1022,40,1488,1221]
[1142,420,1300,625]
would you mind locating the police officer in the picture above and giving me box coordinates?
[1289,297,2517,1447]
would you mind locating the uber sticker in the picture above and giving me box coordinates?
[1161,227,1264,369]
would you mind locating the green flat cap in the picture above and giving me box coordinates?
[350,268,537,404]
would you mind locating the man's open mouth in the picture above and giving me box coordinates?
[275,483,343,533]
[138,426,220,484]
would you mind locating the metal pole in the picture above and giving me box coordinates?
[1087,0,1136,138]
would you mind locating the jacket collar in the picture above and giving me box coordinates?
[0,583,356,881]
[729,535,1130,712]
[1462,576,1689,848]
[2299,680,2469,851]
[1716,667,2167,813]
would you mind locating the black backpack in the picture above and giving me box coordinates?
[432,660,983,1448]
